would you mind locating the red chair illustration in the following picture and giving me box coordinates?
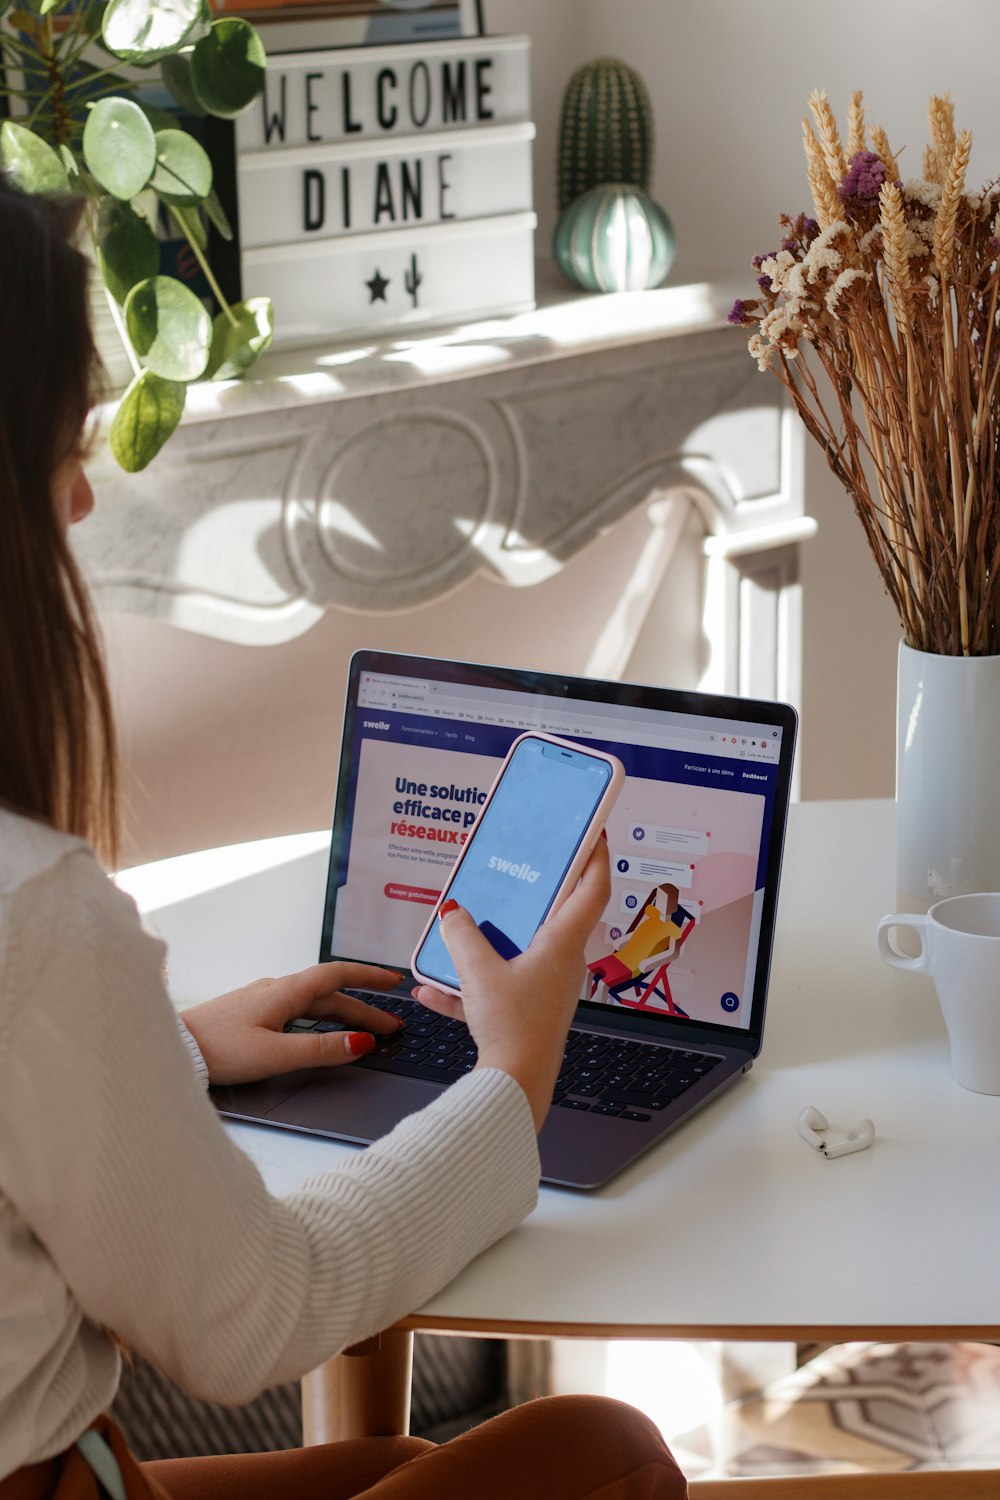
[588,882,696,1015]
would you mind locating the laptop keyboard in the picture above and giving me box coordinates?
[285,992,725,1123]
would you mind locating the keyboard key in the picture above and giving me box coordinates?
[558,1099,592,1111]
[619,1110,651,1122]
[590,1103,624,1116]
[599,1090,674,1111]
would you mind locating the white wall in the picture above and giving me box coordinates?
[109,1,1000,860]
[543,0,1000,800]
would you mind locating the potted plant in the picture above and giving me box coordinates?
[729,91,1000,912]
[0,0,271,470]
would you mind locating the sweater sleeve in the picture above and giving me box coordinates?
[0,849,539,1405]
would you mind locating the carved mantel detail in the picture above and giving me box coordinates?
[74,273,815,713]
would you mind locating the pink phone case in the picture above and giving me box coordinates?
[410,731,625,995]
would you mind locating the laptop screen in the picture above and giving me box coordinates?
[321,651,796,1046]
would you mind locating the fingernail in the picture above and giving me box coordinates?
[600,828,608,841]
[439,899,459,919]
[347,1032,375,1056]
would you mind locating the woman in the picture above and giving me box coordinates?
[0,176,687,1499]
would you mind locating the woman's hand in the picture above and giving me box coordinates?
[180,963,404,1086]
[412,841,611,1130]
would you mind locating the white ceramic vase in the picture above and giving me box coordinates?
[896,641,1000,912]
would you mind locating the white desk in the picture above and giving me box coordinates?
[120,799,1000,1439]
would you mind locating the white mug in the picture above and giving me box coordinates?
[876,893,1000,1095]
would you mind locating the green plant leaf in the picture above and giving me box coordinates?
[168,200,206,250]
[109,368,186,471]
[205,297,272,380]
[124,273,211,381]
[203,185,233,241]
[136,100,182,133]
[7,6,43,39]
[0,120,70,192]
[58,144,82,188]
[189,17,265,118]
[160,48,205,115]
[150,126,211,205]
[97,197,160,304]
[82,97,156,200]
[102,0,201,64]
[80,0,109,38]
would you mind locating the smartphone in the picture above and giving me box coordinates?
[410,732,624,995]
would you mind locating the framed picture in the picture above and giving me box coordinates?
[212,0,484,51]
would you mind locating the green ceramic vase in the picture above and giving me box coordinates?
[553,184,676,293]
[557,57,654,213]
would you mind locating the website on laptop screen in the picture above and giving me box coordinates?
[327,667,787,1034]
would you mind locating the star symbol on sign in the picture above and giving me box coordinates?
[365,269,390,303]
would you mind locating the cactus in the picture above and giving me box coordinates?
[557,57,654,214]
[554,184,675,294]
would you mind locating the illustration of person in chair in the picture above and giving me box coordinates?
[588,882,696,1014]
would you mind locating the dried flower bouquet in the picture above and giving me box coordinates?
[730,91,1000,656]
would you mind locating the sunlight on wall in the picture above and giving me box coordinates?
[604,1341,725,1443]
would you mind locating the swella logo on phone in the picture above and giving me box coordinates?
[487,854,541,883]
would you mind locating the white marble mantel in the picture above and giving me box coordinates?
[75,261,814,659]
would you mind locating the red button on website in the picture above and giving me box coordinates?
[384,884,441,905]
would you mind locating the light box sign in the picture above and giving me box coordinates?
[236,34,531,151]
[238,122,533,246]
[230,34,535,344]
[241,211,536,344]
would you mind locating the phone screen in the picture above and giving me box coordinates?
[413,736,613,990]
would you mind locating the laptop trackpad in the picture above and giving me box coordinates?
[262,1067,443,1145]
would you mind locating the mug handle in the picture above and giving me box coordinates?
[876,913,929,973]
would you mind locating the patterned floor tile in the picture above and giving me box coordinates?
[671,1342,1000,1480]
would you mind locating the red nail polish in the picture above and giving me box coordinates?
[347,1032,376,1056]
[600,828,608,841]
[439,898,459,918]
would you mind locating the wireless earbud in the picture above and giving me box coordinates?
[797,1106,874,1158]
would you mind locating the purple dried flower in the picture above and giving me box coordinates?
[838,150,889,214]
[803,217,820,239]
[758,274,773,292]
[728,299,750,326]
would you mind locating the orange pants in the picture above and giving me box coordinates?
[146,1398,687,1499]
[2,1398,687,1500]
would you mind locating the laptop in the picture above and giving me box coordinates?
[211,650,797,1190]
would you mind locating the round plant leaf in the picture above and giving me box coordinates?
[150,127,212,205]
[0,121,70,193]
[203,186,233,241]
[102,0,201,63]
[82,98,156,200]
[58,144,82,187]
[137,100,181,133]
[205,297,273,380]
[124,274,211,381]
[161,49,205,116]
[109,368,186,472]
[97,198,160,304]
[189,18,265,119]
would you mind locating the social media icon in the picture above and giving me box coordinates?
[625,894,638,909]
[609,926,622,941]
[617,858,630,874]
[632,826,646,841]
[720,992,740,1013]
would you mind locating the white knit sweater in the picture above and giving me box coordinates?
[0,811,539,1475]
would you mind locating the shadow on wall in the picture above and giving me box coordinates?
[107,494,710,867]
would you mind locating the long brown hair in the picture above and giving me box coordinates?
[0,176,119,867]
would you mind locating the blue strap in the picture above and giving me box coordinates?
[74,1431,127,1500]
